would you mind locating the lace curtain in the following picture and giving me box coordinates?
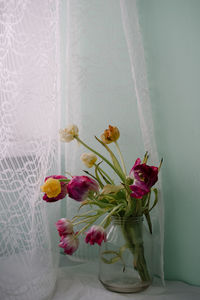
[0,1,164,299]
[0,1,60,299]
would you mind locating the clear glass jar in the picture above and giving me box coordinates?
[98,216,152,293]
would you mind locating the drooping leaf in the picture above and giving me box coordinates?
[83,170,102,187]
[149,188,158,212]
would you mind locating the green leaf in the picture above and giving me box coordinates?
[144,211,152,234]
[95,163,104,189]
[95,136,126,182]
[83,170,102,186]
[149,188,158,212]
[98,168,111,184]
[100,250,121,264]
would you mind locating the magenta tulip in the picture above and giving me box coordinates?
[85,225,106,246]
[129,158,158,199]
[56,218,74,237]
[59,234,79,255]
[67,176,99,202]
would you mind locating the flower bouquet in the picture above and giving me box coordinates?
[41,125,162,292]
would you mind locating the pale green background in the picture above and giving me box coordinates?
[60,0,200,285]
[138,0,200,285]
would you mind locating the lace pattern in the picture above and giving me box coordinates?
[0,1,60,299]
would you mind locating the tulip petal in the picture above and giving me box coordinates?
[67,176,99,202]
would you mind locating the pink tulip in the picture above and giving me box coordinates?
[56,218,73,237]
[85,225,106,246]
[42,175,68,202]
[67,176,99,202]
[129,158,158,199]
[59,234,79,255]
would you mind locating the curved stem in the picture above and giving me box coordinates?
[99,203,124,227]
[115,141,127,176]
[76,136,125,182]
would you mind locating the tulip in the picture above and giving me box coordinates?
[80,152,97,168]
[59,124,79,143]
[129,158,158,199]
[67,176,99,202]
[56,218,73,236]
[41,175,68,202]
[100,125,120,144]
[59,234,79,255]
[85,225,106,246]
[101,184,123,195]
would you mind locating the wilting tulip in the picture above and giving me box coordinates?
[85,225,107,246]
[56,218,74,236]
[129,158,158,199]
[59,124,79,143]
[41,175,68,202]
[101,184,123,195]
[100,125,120,144]
[59,234,79,255]
[67,176,99,202]
[80,152,97,168]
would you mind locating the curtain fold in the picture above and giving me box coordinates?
[120,0,164,283]
[62,0,164,283]
[0,1,61,299]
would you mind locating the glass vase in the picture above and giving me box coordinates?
[98,216,152,293]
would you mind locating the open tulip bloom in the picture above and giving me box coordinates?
[41,124,162,283]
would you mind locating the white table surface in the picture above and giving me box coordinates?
[51,261,200,300]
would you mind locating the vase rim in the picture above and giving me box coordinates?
[111,215,143,224]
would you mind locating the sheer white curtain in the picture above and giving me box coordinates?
[0,1,164,299]
[0,1,60,299]
[63,0,164,283]
[120,0,164,283]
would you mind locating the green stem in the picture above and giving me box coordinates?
[99,204,124,227]
[114,141,127,176]
[75,223,92,238]
[73,217,96,226]
[122,219,151,282]
[76,136,125,182]
[72,210,98,220]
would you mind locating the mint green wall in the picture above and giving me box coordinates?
[138,0,200,285]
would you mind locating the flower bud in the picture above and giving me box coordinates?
[59,124,79,143]
[80,152,97,168]
[100,125,120,144]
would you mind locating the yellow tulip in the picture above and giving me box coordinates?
[41,178,61,198]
